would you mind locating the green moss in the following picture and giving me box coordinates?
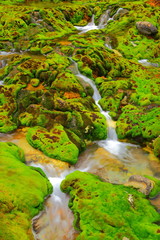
[153,137,160,158]
[61,46,74,56]
[0,84,24,133]
[145,176,160,198]
[61,171,160,240]
[46,52,70,70]
[26,124,79,164]
[41,45,53,55]
[116,105,160,141]
[0,142,52,240]
[52,71,85,94]
[30,78,40,87]
[17,59,49,78]
[80,110,107,140]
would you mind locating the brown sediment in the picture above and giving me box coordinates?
[25,83,47,91]
[147,0,160,7]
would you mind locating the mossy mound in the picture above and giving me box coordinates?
[51,71,85,94]
[17,59,49,78]
[0,84,24,132]
[61,171,160,240]
[116,105,160,141]
[0,142,52,240]
[26,124,80,164]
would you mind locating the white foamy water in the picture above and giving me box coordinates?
[75,15,99,33]
[138,59,159,67]
[0,80,4,85]
[72,60,138,161]
[75,8,124,34]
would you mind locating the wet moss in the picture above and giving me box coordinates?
[51,71,85,94]
[0,142,52,240]
[0,84,24,133]
[26,124,79,164]
[61,171,160,240]
[153,137,160,158]
[116,105,160,141]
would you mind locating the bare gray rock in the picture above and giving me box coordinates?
[136,21,158,35]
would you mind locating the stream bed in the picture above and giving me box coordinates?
[0,2,160,239]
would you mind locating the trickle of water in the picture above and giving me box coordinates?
[75,8,124,34]
[98,9,111,28]
[31,152,104,240]
[72,60,139,161]
[0,80,4,85]
[105,43,112,49]
[75,15,99,34]
[138,59,159,67]
[24,59,159,239]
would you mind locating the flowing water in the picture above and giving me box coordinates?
[138,59,159,67]
[1,53,159,239]
[30,61,159,240]
[0,8,160,240]
[75,8,124,34]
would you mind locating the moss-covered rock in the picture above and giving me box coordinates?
[153,137,160,158]
[26,124,80,164]
[0,142,52,240]
[17,59,49,78]
[51,71,85,94]
[61,171,160,240]
[0,84,24,133]
[116,105,160,141]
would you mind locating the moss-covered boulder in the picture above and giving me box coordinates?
[61,171,160,240]
[51,71,85,94]
[26,124,80,164]
[0,84,24,133]
[116,105,160,141]
[0,142,52,240]
[17,59,49,78]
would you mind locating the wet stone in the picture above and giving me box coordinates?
[125,175,154,195]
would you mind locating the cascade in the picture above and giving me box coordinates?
[73,60,138,161]
[75,8,124,34]
[74,15,99,33]
[138,59,159,67]
[31,60,155,240]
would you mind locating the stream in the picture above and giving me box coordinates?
[0,7,160,240]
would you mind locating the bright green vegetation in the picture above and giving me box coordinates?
[26,124,80,164]
[0,0,159,158]
[61,171,160,240]
[0,0,160,239]
[0,142,53,240]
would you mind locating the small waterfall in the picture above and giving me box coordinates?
[32,164,76,240]
[138,59,159,67]
[98,9,111,28]
[31,60,140,240]
[72,60,138,160]
[0,80,4,85]
[73,60,117,141]
[105,43,112,49]
[75,15,99,34]
[75,8,125,34]
[31,153,105,240]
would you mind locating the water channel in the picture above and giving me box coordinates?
[0,7,160,240]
